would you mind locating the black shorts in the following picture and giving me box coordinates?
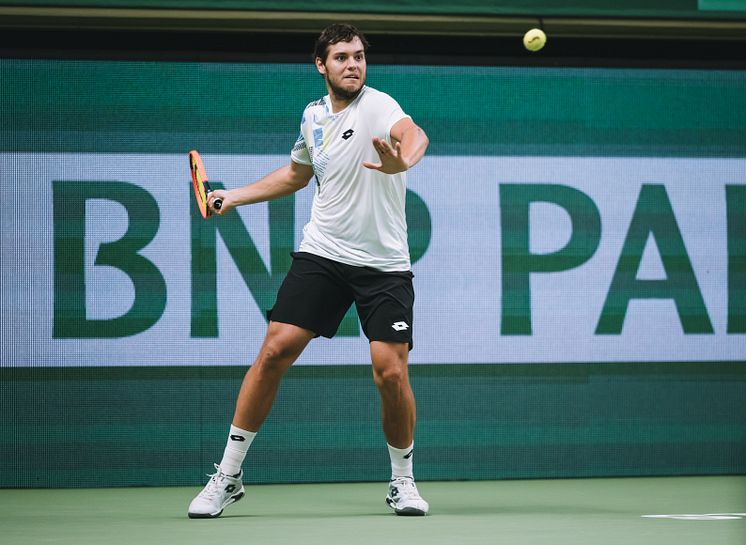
[268,252,414,349]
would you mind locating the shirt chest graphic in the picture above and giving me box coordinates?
[308,111,360,180]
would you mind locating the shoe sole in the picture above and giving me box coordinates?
[394,506,427,516]
[386,497,427,516]
[188,491,245,519]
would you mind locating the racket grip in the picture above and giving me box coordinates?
[205,187,222,211]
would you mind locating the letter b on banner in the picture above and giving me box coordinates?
[53,181,166,338]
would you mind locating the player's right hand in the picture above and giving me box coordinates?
[207,189,231,215]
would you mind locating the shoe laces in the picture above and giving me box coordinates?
[390,476,421,500]
[198,464,230,500]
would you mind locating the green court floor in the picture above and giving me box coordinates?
[1,477,744,545]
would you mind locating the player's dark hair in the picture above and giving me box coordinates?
[314,23,369,62]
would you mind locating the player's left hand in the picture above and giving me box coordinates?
[363,137,409,174]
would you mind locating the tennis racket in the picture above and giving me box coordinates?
[189,150,222,218]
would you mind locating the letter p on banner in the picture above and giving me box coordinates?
[500,184,601,335]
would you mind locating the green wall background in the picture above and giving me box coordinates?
[3,61,746,157]
[1,59,745,488]
[3,363,745,488]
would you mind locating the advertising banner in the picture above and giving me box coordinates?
[2,152,743,366]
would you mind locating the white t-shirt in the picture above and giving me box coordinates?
[290,86,411,272]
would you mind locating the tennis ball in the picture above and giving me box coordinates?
[523,28,546,52]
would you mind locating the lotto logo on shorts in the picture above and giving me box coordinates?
[391,321,409,331]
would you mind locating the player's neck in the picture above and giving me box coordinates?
[326,85,363,113]
[328,94,353,114]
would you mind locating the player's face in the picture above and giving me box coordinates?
[316,37,367,101]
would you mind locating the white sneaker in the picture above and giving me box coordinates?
[188,464,245,519]
[386,476,429,516]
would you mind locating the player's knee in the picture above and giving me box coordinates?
[255,340,296,375]
[373,364,406,391]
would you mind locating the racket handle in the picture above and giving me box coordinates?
[205,187,223,211]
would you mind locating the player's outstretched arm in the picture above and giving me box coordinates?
[363,118,429,175]
[208,161,314,215]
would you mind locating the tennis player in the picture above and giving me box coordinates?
[188,23,430,518]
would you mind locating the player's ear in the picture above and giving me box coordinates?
[315,57,326,76]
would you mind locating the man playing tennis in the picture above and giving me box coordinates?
[188,23,430,518]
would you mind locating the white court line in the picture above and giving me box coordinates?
[642,513,746,521]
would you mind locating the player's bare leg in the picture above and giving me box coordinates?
[370,341,415,448]
[232,321,315,432]
[188,321,313,519]
[370,341,428,516]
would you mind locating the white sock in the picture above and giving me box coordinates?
[387,442,414,480]
[219,425,256,476]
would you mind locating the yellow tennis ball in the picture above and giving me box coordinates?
[523,28,546,52]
